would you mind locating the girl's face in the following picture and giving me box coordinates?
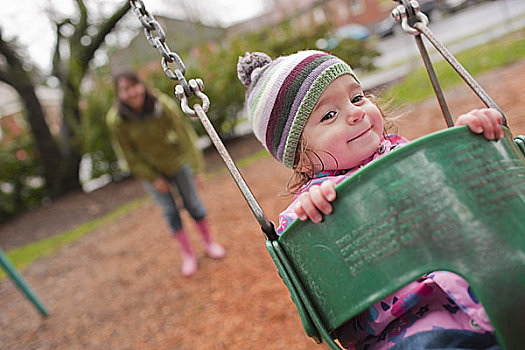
[301,74,384,172]
[117,77,146,112]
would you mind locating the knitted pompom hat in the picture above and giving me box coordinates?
[237,50,358,168]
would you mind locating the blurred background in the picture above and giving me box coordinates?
[1,1,525,349]
[0,0,522,220]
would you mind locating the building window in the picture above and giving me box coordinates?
[337,1,350,20]
[300,13,311,28]
[349,0,365,15]
[313,7,326,24]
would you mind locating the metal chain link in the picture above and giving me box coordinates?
[391,0,428,36]
[129,0,209,115]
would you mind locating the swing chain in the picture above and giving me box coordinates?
[392,0,429,36]
[128,0,209,115]
[175,78,210,116]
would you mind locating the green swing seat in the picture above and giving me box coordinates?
[267,126,525,350]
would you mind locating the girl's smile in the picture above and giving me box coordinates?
[117,78,146,112]
[302,74,384,172]
[348,125,372,143]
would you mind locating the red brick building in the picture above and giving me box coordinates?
[228,0,396,35]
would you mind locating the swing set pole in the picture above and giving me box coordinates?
[0,247,48,316]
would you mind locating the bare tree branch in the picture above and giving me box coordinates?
[74,0,89,42]
[51,19,72,80]
[81,1,131,67]
[0,68,15,86]
[1,0,133,196]
[0,31,24,71]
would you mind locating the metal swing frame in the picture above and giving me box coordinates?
[129,1,525,349]
[0,247,48,316]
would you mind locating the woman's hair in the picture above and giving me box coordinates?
[284,93,399,195]
[112,69,157,119]
[113,69,142,92]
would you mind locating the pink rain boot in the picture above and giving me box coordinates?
[196,219,225,259]
[174,229,197,276]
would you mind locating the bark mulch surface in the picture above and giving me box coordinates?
[1,59,524,349]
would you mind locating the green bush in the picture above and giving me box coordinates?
[80,69,122,182]
[0,133,47,222]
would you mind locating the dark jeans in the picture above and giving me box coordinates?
[143,164,206,232]
[389,329,501,350]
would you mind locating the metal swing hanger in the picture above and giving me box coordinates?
[129,0,277,241]
[392,0,507,126]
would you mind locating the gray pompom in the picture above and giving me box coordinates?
[237,52,272,87]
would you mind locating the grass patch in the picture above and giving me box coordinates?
[0,196,148,280]
[235,149,270,168]
[381,28,525,106]
[205,148,269,179]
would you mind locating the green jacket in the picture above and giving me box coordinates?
[106,92,204,182]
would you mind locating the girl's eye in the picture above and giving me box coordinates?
[351,94,365,104]
[321,110,336,122]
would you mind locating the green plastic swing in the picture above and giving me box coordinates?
[268,126,525,350]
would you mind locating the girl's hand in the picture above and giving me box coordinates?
[456,108,504,140]
[294,180,337,223]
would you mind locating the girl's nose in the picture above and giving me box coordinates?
[345,105,365,125]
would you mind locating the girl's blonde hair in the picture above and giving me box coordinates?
[284,93,399,196]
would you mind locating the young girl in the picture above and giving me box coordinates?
[237,50,503,349]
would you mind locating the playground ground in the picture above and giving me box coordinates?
[1,58,525,349]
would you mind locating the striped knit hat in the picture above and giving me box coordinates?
[237,50,358,168]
